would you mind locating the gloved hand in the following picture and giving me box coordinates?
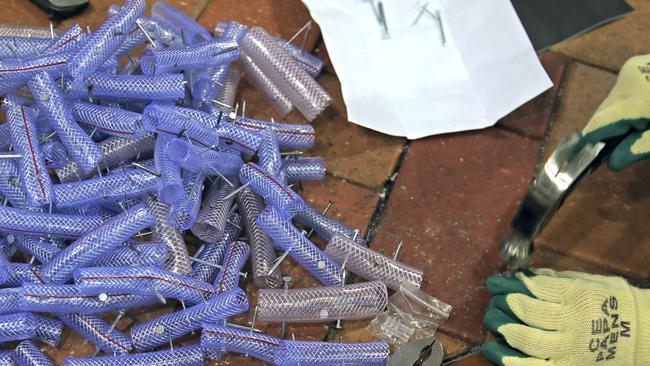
[578,54,650,171]
[482,269,650,365]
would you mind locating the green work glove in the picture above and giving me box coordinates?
[482,269,650,365]
[579,54,650,171]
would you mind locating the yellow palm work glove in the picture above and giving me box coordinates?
[580,54,650,170]
[482,269,650,365]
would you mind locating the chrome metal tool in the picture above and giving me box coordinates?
[500,132,606,269]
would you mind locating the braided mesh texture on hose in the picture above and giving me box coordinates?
[274,340,390,366]
[258,128,284,181]
[0,313,62,345]
[0,25,57,38]
[59,313,132,355]
[15,236,61,264]
[54,165,158,208]
[324,233,423,291]
[142,104,220,150]
[65,345,203,366]
[39,203,155,284]
[213,119,260,155]
[13,340,55,366]
[210,67,240,112]
[0,351,10,366]
[140,40,238,75]
[258,281,387,322]
[67,0,145,81]
[239,49,293,117]
[0,205,106,238]
[0,123,11,150]
[146,196,191,276]
[44,24,86,56]
[5,263,46,286]
[0,37,50,58]
[0,288,22,315]
[227,115,314,150]
[258,206,342,286]
[285,157,326,182]
[151,1,211,45]
[169,171,206,231]
[239,163,304,219]
[34,315,63,346]
[191,65,228,110]
[191,179,238,242]
[78,73,185,101]
[237,187,281,288]
[138,16,183,48]
[71,102,144,138]
[191,213,241,284]
[295,203,366,246]
[29,72,103,175]
[167,138,243,176]
[201,325,280,363]
[130,287,248,351]
[280,40,325,78]
[0,51,71,82]
[95,241,169,267]
[41,141,68,169]
[241,27,331,121]
[0,159,29,207]
[4,97,54,206]
[74,265,216,304]
[154,135,183,205]
[21,283,156,314]
[213,240,249,294]
[55,134,156,183]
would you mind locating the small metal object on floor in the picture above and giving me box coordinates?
[389,336,443,366]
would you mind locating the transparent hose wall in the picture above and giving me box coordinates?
[59,313,132,355]
[239,163,304,219]
[0,312,62,345]
[324,233,423,291]
[151,1,211,45]
[237,187,281,288]
[146,195,191,276]
[166,138,242,177]
[191,213,241,284]
[258,281,387,322]
[64,345,203,366]
[140,40,238,75]
[169,171,205,231]
[227,116,314,150]
[0,204,106,239]
[215,122,260,156]
[258,128,284,181]
[239,50,293,117]
[274,340,390,366]
[212,240,249,294]
[71,102,144,139]
[0,288,23,314]
[41,141,68,170]
[95,241,169,267]
[201,325,279,363]
[280,40,325,78]
[13,340,55,366]
[142,104,220,150]
[191,179,238,242]
[154,135,183,205]
[294,203,366,246]
[257,206,342,286]
[241,27,331,121]
[213,68,240,110]
[70,73,185,102]
[285,157,326,182]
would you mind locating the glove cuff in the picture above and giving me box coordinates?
[633,287,650,364]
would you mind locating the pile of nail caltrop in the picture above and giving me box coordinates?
[0,1,430,365]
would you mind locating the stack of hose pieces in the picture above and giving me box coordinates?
[0,1,426,365]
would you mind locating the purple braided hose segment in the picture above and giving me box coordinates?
[44,25,87,57]
[212,240,249,294]
[0,159,29,208]
[258,281,387,322]
[0,25,57,38]
[29,72,103,174]
[191,179,239,242]
[239,49,293,117]
[0,37,50,59]
[165,138,243,176]
[226,114,315,150]
[58,313,132,355]
[55,134,156,183]
[68,73,185,102]
[71,102,144,139]
[325,234,423,291]
[239,163,304,219]
[0,288,22,314]
[274,340,390,366]
[0,352,10,366]
[74,265,216,303]
[145,196,191,275]
[3,96,54,206]
[140,40,238,75]
[236,187,281,288]
[191,65,228,110]
[67,0,145,81]
[0,51,71,82]
[14,236,62,264]
[41,141,68,169]
[200,325,279,363]
[0,123,11,150]
[142,104,219,150]
[168,171,206,230]
[64,344,203,366]
[21,284,156,314]
[130,287,248,351]
[241,27,332,121]
[5,264,45,286]
[39,203,155,284]
[280,41,325,78]
[53,164,158,208]
[95,241,169,267]
[151,1,211,45]
[153,135,183,205]
[214,118,260,155]
[191,213,241,283]
[0,205,106,239]
[212,68,240,111]
[285,157,326,182]
[294,203,366,246]
[12,340,55,366]
[258,128,284,181]
[0,313,62,345]
[258,206,342,286]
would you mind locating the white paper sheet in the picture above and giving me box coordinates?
[301,0,552,139]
